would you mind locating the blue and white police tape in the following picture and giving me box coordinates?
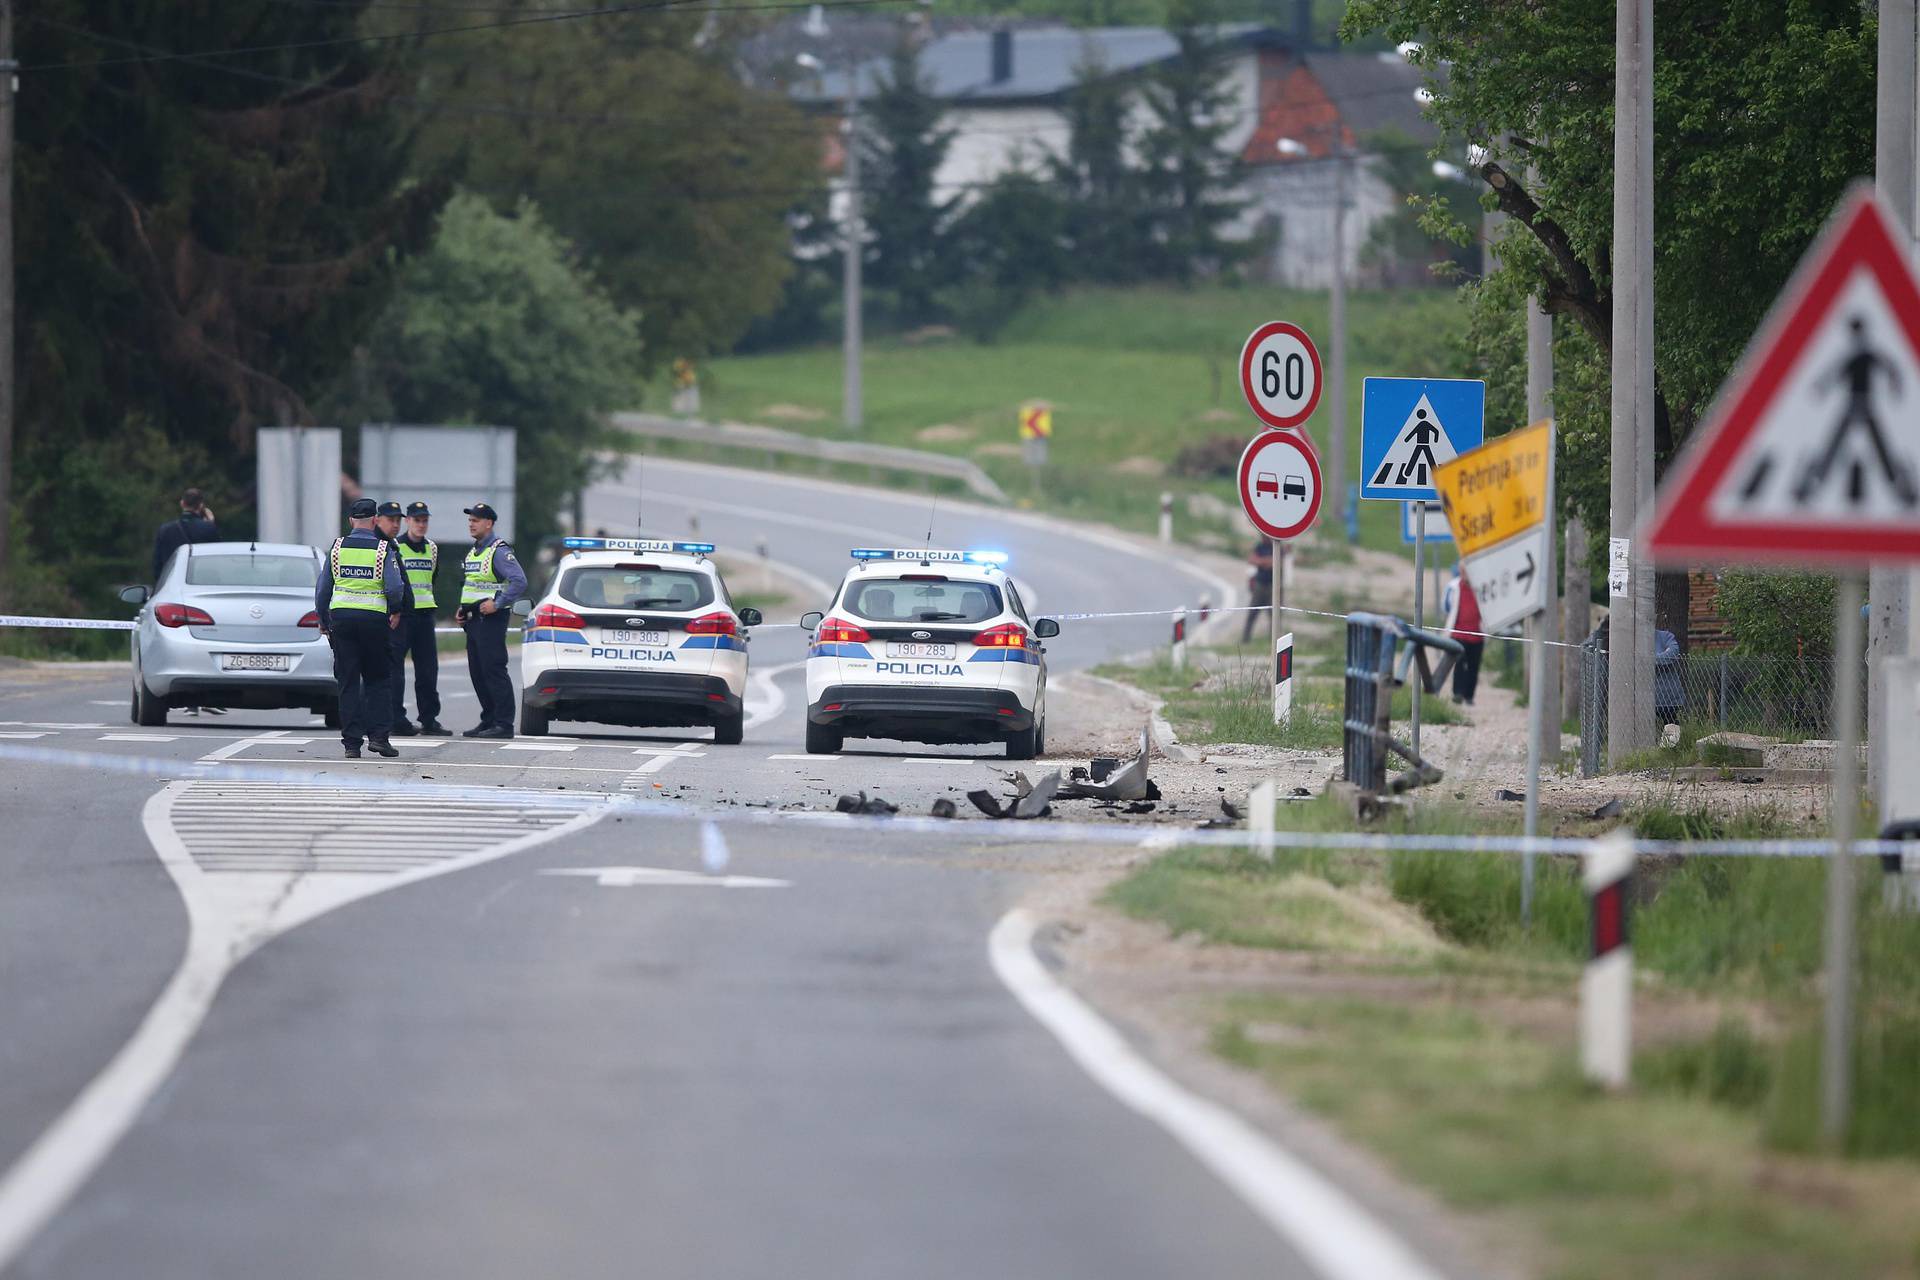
[0,738,1907,860]
[0,614,137,632]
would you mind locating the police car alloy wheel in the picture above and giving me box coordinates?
[803,548,1060,756]
[519,538,755,743]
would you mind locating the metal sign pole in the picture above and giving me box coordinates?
[1411,519,1424,758]
[1821,573,1866,1148]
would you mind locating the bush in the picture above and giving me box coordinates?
[1715,569,1837,662]
[1170,433,1249,479]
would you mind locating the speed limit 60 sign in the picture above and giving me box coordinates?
[1239,321,1322,430]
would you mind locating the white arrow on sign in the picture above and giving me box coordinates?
[1459,526,1552,635]
[540,867,791,889]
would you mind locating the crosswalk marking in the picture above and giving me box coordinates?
[499,742,576,752]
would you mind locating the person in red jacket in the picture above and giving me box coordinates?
[1442,564,1484,706]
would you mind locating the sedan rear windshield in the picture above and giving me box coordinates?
[185,554,318,588]
[560,565,716,612]
[842,577,1002,624]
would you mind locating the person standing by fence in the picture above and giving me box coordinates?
[1443,564,1484,706]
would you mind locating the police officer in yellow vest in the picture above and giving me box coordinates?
[454,501,527,738]
[384,500,449,736]
[314,497,407,759]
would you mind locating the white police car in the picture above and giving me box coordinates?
[800,548,1060,758]
[519,538,761,742]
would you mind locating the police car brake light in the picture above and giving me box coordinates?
[973,622,1028,648]
[532,603,584,630]
[816,616,870,643]
[154,602,214,629]
[684,611,738,636]
[563,536,714,556]
[297,611,320,629]
[849,547,1007,566]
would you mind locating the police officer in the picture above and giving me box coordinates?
[315,497,406,759]
[387,502,451,736]
[455,502,526,738]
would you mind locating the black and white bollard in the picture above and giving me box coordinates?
[1159,491,1174,544]
[1581,831,1634,1089]
[1171,610,1188,671]
[1273,630,1294,726]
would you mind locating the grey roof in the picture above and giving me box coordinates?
[790,23,1267,106]
[1301,51,1439,145]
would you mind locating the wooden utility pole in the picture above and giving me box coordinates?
[1606,0,1657,766]
[0,0,15,600]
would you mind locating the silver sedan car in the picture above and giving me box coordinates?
[120,541,339,727]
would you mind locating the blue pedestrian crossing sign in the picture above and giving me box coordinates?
[1360,377,1485,501]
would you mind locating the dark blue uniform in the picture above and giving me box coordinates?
[315,528,407,752]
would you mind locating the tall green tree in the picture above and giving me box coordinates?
[859,42,959,327]
[1135,0,1246,282]
[323,194,644,549]
[1050,54,1155,282]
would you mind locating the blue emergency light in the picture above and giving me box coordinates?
[849,547,1008,566]
[563,537,715,556]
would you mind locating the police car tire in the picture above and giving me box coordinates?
[133,678,167,727]
[712,710,744,746]
[520,700,549,737]
[804,721,842,754]
[1004,723,1039,760]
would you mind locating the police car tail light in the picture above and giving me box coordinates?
[154,603,215,628]
[973,622,1029,649]
[297,611,320,629]
[816,616,870,643]
[531,603,585,630]
[684,611,738,636]
[972,623,1028,649]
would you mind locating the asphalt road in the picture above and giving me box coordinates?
[0,460,1360,1279]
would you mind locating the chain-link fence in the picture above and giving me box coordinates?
[1578,644,1849,776]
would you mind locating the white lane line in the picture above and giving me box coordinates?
[499,742,577,752]
[906,757,990,765]
[0,732,52,739]
[0,784,612,1271]
[0,722,107,729]
[745,659,802,731]
[540,866,791,889]
[198,729,293,762]
[767,753,833,761]
[98,734,182,743]
[631,742,706,756]
[88,701,126,707]
[988,910,1445,1280]
[217,757,635,775]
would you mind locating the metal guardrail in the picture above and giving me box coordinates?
[610,412,1011,505]
[1343,611,1464,796]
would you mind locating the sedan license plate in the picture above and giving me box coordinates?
[887,642,955,659]
[607,629,668,646]
[218,653,289,672]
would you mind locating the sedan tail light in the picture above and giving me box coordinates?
[532,603,585,630]
[154,603,215,629]
[816,616,870,644]
[685,611,738,636]
[297,611,321,628]
[972,622,1028,649]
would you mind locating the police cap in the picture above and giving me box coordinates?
[405,501,431,518]
[463,502,500,521]
[348,497,378,518]
[376,501,404,518]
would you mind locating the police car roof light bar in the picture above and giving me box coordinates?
[563,537,714,556]
[849,547,1008,566]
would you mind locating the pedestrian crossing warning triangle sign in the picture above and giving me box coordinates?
[1649,184,1920,565]
[1369,394,1459,492]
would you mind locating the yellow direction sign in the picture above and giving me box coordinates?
[1434,419,1552,559]
[1019,403,1053,440]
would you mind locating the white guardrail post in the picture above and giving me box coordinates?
[1581,830,1635,1089]
[1159,491,1174,544]
[1273,630,1294,726]
[1171,610,1187,671]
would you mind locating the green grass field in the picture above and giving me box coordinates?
[673,285,1476,559]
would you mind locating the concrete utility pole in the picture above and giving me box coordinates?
[1527,286,1560,745]
[842,84,864,434]
[0,0,15,599]
[1563,516,1591,712]
[1328,143,1348,541]
[1868,0,1917,806]
[1606,0,1657,766]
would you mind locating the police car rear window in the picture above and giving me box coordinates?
[560,566,715,612]
[185,555,318,588]
[842,578,1002,624]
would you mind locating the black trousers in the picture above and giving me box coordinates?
[464,608,515,730]
[329,611,394,747]
[1452,640,1485,705]
[389,609,441,723]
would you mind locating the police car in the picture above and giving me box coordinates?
[519,538,761,742]
[800,548,1060,758]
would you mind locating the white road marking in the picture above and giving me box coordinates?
[197,729,293,762]
[0,722,108,730]
[0,781,611,1271]
[98,734,182,742]
[988,910,1444,1280]
[767,752,833,761]
[906,757,989,765]
[627,754,680,775]
[0,732,51,739]
[631,742,705,756]
[220,756,636,775]
[540,866,790,889]
[88,701,125,707]
[745,659,802,731]
[499,742,576,752]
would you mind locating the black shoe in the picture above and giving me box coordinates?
[462,724,488,737]
[368,738,400,758]
[472,724,513,739]
[344,744,362,759]
[418,719,452,737]
[391,719,418,737]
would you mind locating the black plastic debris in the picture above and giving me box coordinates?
[1058,727,1153,803]
[1590,797,1626,820]
[835,791,898,816]
[1496,788,1526,802]
[930,798,958,819]
[967,790,1006,818]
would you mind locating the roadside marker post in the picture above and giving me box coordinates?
[1172,610,1187,671]
[1646,185,1920,1144]
[1249,779,1277,861]
[1435,419,1556,920]
[1018,401,1052,471]
[1274,631,1294,727]
[1581,831,1635,1090]
[1159,491,1173,545]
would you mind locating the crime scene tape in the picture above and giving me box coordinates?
[0,615,137,632]
[0,739,1906,861]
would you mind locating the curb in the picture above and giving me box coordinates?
[1070,671,1202,764]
